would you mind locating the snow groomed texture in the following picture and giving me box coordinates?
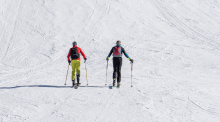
[1,0,220,122]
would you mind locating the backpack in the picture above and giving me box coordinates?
[113,46,122,57]
[71,47,79,59]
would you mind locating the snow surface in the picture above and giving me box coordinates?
[1,0,220,122]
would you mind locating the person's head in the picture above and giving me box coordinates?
[72,41,77,46]
[116,40,121,45]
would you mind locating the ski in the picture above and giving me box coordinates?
[71,84,75,88]
[74,85,78,89]
[109,82,116,89]
[109,84,120,89]
[74,83,81,89]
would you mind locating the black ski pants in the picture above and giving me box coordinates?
[113,57,122,83]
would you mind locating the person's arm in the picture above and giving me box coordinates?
[67,49,71,60]
[121,47,130,59]
[106,48,113,60]
[67,49,71,64]
[79,48,86,59]
[122,47,134,63]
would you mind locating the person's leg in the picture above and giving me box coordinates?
[113,58,118,85]
[117,58,122,84]
[71,60,77,85]
[75,60,81,84]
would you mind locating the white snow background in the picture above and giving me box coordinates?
[1,0,220,122]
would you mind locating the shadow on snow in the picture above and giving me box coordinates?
[0,85,107,89]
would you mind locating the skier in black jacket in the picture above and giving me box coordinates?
[106,40,134,87]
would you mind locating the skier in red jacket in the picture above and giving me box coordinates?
[67,41,87,86]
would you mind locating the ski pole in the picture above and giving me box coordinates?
[85,60,88,86]
[131,62,133,87]
[105,60,108,86]
[65,64,70,85]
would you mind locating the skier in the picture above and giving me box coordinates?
[67,41,87,87]
[106,40,133,87]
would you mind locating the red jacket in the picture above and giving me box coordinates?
[67,45,86,61]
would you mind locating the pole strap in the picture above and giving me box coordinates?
[65,64,70,85]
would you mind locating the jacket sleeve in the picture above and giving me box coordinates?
[122,47,131,60]
[79,48,86,59]
[67,49,71,61]
[107,48,113,58]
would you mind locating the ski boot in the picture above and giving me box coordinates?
[113,79,116,87]
[71,79,76,88]
[76,74,81,87]
[117,82,120,88]
[77,74,80,84]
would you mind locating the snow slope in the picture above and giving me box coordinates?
[1,0,220,121]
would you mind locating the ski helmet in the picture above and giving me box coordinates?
[116,40,121,45]
[72,41,77,46]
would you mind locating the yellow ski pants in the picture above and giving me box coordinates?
[71,60,81,80]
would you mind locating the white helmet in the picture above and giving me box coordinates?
[116,40,121,45]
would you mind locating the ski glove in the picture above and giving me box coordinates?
[130,59,134,63]
[106,57,109,60]
[68,60,71,65]
[84,58,87,60]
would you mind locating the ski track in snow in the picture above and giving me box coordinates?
[1,0,220,122]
